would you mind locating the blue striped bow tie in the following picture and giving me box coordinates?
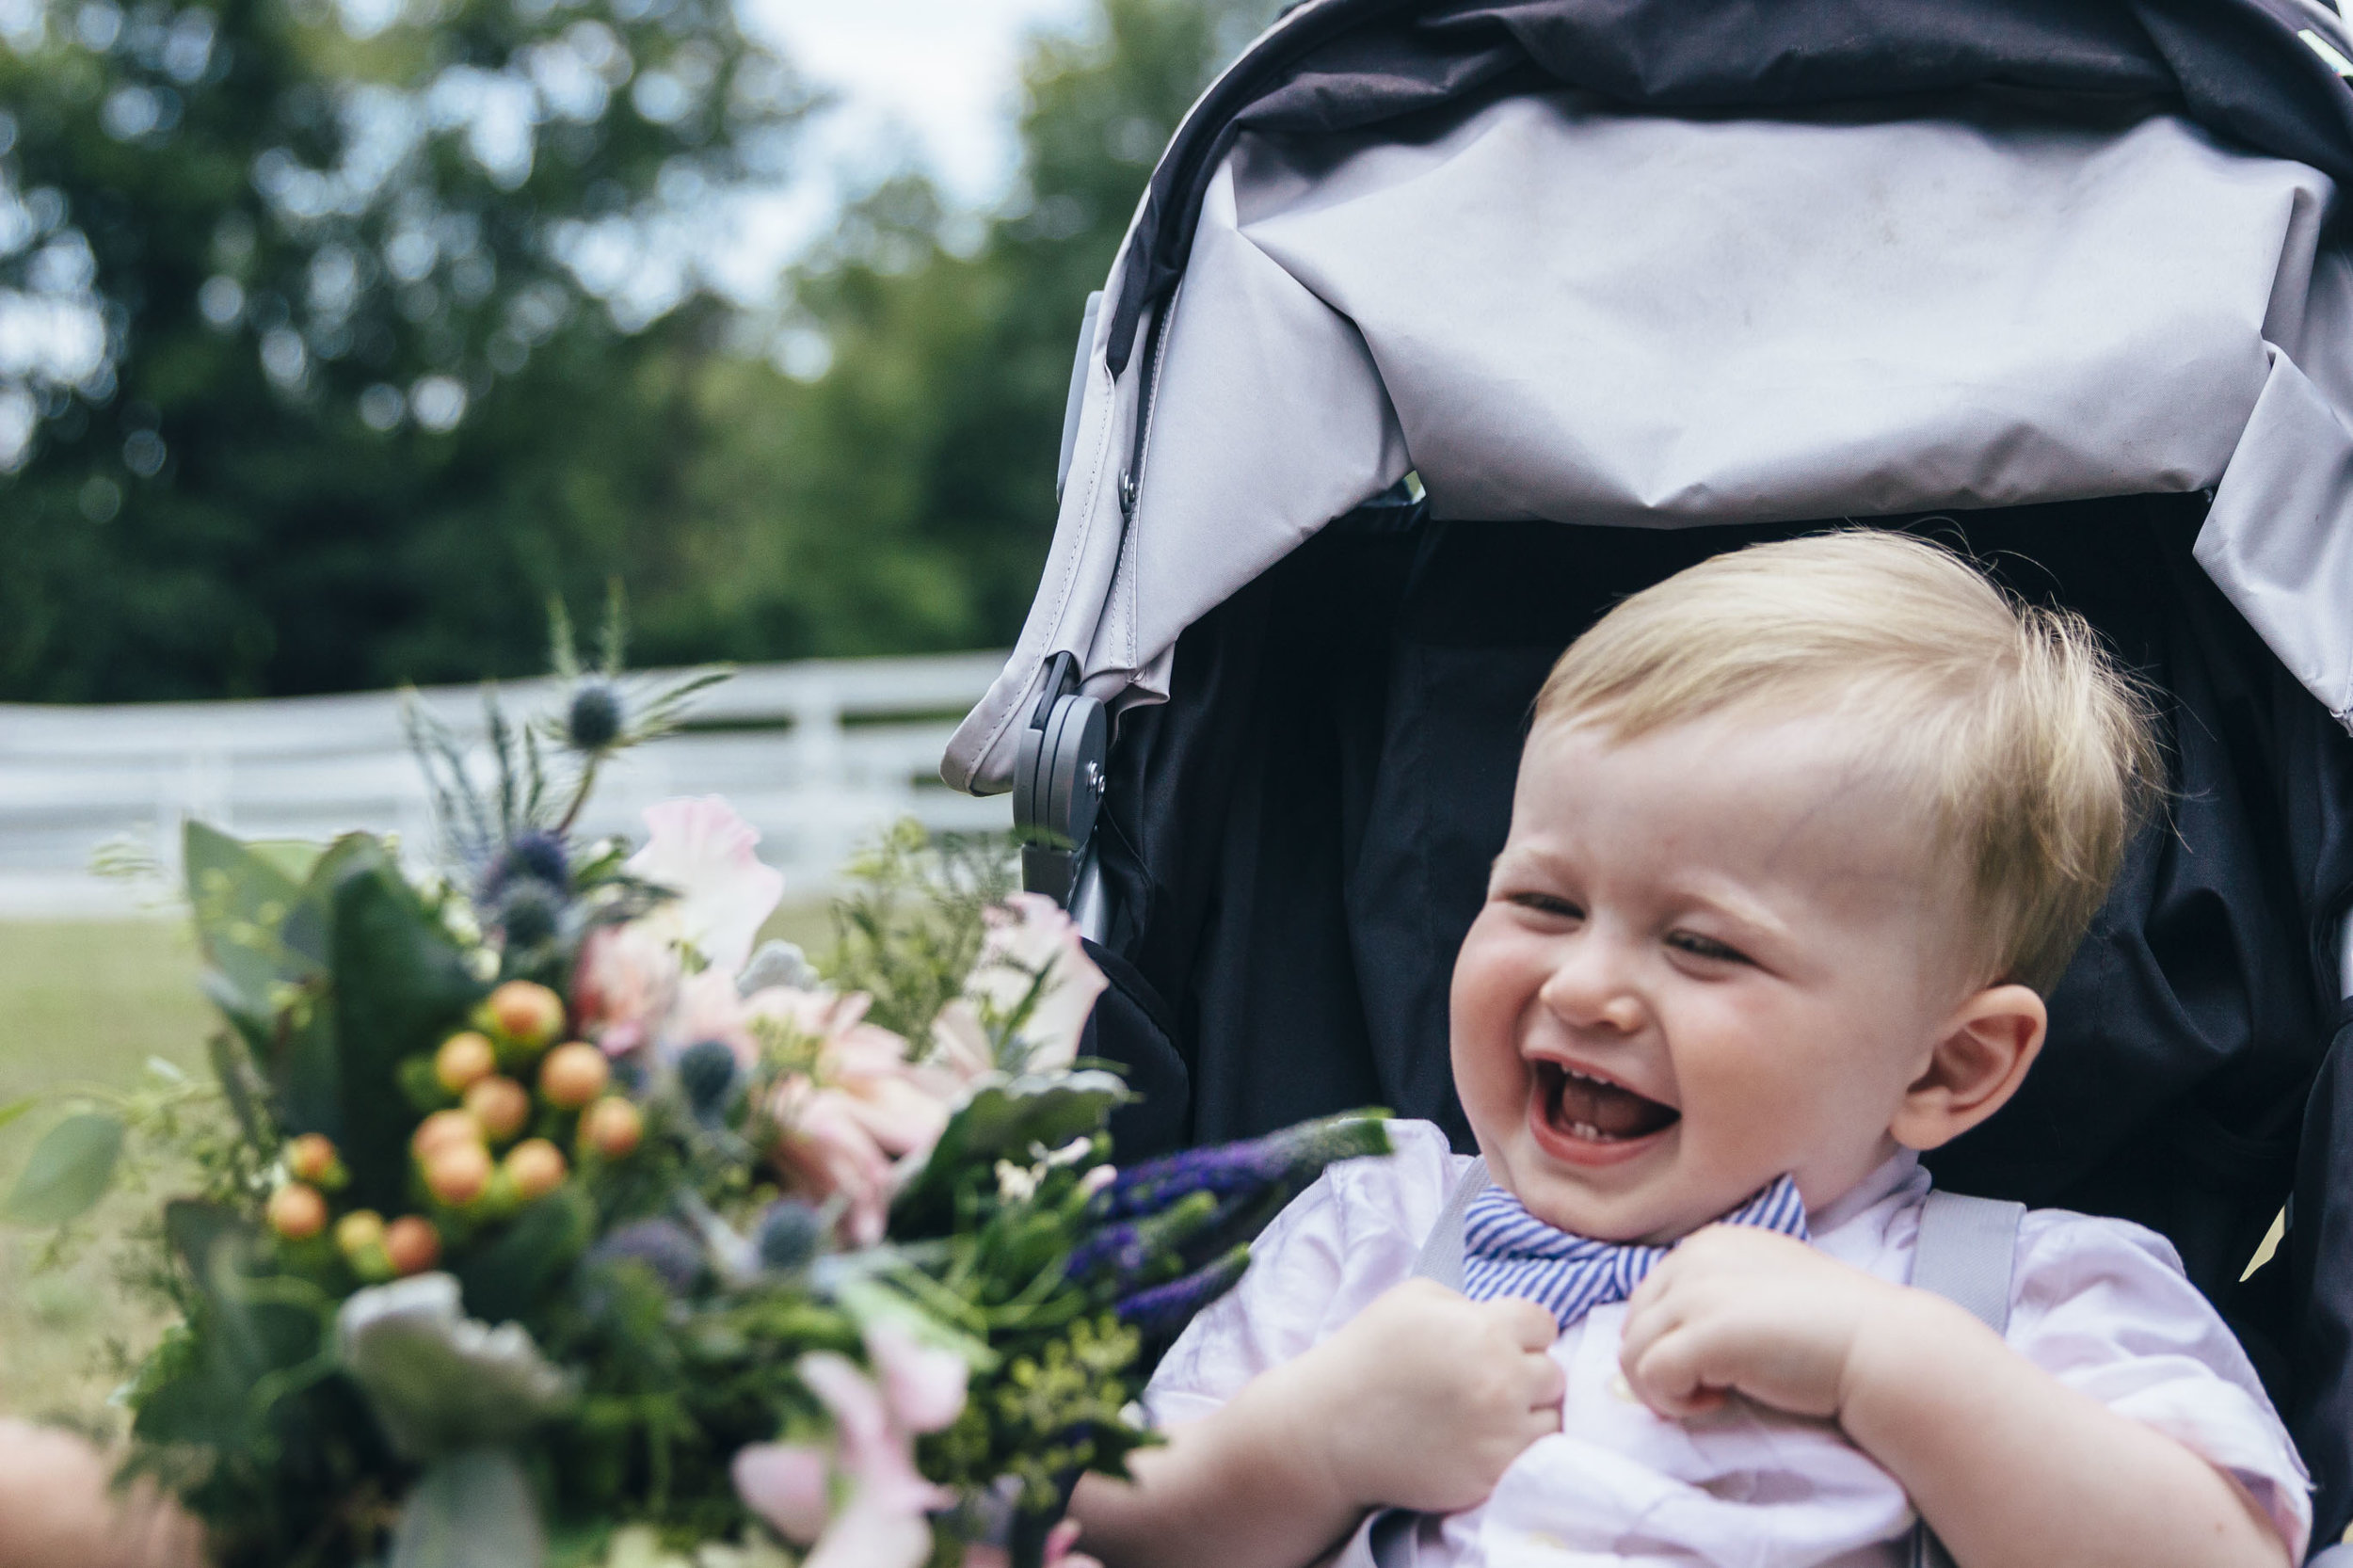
[1461,1176,1810,1330]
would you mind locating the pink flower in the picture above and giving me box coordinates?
[927,1000,996,1084]
[667,967,759,1066]
[961,893,1108,1076]
[730,1443,830,1544]
[570,922,680,1057]
[626,796,785,979]
[731,1332,967,1568]
[753,988,962,1244]
[768,1080,899,1247]
[864,1321,967,1435]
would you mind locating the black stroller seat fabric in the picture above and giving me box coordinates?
[1083,497,2353,1539]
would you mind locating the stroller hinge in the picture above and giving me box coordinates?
[1015,653,1109,910]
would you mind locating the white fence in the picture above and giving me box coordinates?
[0,651,1013,918]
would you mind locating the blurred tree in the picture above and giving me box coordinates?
[0,0,810,697]
[0,0,1276,699]
[645,0,1282,668]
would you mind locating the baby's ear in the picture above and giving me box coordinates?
[1889,984,2047,1151]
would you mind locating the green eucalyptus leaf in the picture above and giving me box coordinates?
[0,1097,33,1134]
[247,839,327,885]
[389,1448,545,1568]
[205,1032,267,1144]
[3,1112,124,1224]
[184,821,312,1014]
[326,846,489,1208]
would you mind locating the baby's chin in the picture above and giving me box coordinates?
[1491,1135,1770,1246]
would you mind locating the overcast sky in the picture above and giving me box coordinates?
[753,0,1091,205]
[664,0,1089,311]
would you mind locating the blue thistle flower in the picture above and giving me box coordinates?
[755,1199,824,1272]
[675,1040,739,1122]
[585,1219,706,1295]
[566,680,625,753]
[480,830,570,902]
[494,879,563,949]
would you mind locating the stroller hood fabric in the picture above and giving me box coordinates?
[943,0,2353,794]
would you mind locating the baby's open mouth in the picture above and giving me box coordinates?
[1535,1061,1680,1143]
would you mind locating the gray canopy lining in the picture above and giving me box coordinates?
[944,84,2353,794]
[1104,0,2353,383]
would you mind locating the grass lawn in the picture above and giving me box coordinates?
[0,902,837,1431]
[0,920,211,1429]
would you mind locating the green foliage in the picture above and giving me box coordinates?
[3,1111,126,1223]
[924,1314,1144,1512]
[0,0,1282,699]
[824,821,1016,1041]
[0,0,807,698]
[187,822,489,1208]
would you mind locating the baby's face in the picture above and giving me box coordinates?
[1450,711,1973,1244]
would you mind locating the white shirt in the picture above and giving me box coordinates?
[1146,1121,2311,1567]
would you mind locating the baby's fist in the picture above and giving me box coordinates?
[1304,1279,1565,1513]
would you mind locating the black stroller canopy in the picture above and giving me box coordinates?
[949,0,2353,1555]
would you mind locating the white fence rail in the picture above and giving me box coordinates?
[0,651,1013,918]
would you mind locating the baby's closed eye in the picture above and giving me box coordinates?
[1664,931,1751,965]
[1506,891,1584,921]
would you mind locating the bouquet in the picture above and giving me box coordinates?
[3,618,1390,1568]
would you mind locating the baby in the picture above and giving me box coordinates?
[1068,533,2308,1568]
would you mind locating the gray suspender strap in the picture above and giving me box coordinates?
[1410,1155,1489,1290]
[1905,1191,2028,1568]
[1911,1190,2026,1337]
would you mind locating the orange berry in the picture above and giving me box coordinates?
[486,981,565,1051]
[463,1076,532,1144]
[435,1032,497,1094]
[578,1096,643,1160]
[422,1140,492,1206]
[267,1183,328,1241]
[383,1215,441,1276]
[286,1133,343,1187]
[537,1042,609,1110]
[334,1209,385,1255]
[504,1138,568,1201]
[411,1109,481,1160]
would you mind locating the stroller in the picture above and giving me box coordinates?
[944,1,2353,1557]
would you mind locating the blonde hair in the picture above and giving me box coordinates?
[1533,531,2162,992]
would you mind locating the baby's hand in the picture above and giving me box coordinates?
[1617,1224,1907,1421]
[1279,1278,1564,1513]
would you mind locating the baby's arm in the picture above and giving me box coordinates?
[1617,1227,2290,1568]
[1070,1280,1564,1568]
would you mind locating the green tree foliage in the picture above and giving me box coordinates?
[0,0,808,697]
[0,0,1276,699]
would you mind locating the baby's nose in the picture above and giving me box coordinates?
[1537,946,1647,1033]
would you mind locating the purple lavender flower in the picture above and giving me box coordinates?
[1115,1245,1251,1341]
[1067,1191,1221,1285]
[1090,1112,1393,1222]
